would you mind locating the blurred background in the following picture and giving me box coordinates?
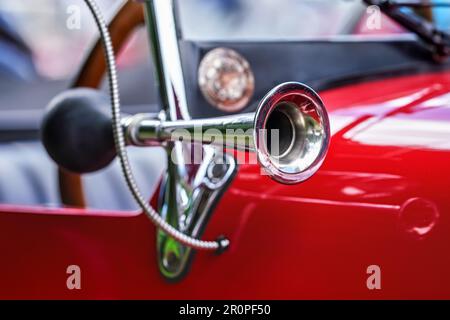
[0,0,405,116]
[0,0,448,115]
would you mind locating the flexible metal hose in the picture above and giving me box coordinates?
[83,0,228,251]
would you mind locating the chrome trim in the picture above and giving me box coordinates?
[157,152,237,280]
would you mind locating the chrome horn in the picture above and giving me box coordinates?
[125,81,330,184]
[42,80,330,281]
[255,82,330,184]
[42,0,330,281]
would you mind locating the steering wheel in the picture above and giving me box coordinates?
[58,1,145,207]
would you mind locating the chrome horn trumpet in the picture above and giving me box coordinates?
[41,80,330,280]
[255,82,330,184]
[125,81,330,184]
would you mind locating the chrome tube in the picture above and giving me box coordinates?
[130,113,256,151]
[143,0,189,121]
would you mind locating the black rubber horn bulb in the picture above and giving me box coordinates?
[41,88,116,174]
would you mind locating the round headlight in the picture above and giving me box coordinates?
[198,48,255,112]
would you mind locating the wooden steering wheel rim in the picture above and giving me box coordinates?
[58,1,145,207]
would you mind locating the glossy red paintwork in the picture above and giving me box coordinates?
[1,71,450,299]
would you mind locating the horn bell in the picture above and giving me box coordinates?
[253,82,330,184]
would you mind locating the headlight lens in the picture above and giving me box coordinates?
[198,48,255,112]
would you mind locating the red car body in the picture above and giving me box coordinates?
[1,70,449,299]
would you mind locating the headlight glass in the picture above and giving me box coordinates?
[198,48,255,112]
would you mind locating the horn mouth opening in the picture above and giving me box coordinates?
[265,101,303,162]
[254,82,330,184]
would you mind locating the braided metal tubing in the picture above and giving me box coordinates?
[83,0,228,251]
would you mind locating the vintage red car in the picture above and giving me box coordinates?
[0,0,449,300]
